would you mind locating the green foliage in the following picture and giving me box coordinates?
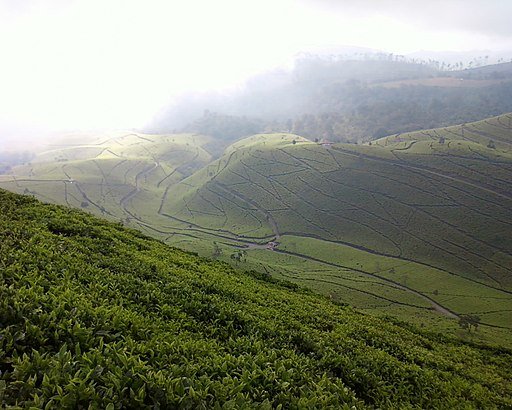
[1,189,512,408]
[184,111,266,141]
[1,115,512,348]
[459,315,482,332]
[230,250,247,264]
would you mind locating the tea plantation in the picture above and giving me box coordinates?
[1,115,512,346]
[1,189,511,408]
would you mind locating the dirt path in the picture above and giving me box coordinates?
[209,177,463,320]
[204,166,465,319]
[272,247,459,319]
[119,161,159,209]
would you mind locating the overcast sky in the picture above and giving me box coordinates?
[1,0,511,148]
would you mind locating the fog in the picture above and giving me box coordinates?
[1,0,511,150]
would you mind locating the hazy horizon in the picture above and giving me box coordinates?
[1,0,512,150]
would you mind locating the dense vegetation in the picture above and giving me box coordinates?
[288,80,512,140]
[158,115,512,341]
[153,58,512,142]
[1,114,511,347]
[183,112,266,141]
[1,189,512,408]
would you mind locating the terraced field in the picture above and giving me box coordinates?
[2,115,512,346]
[156,118,512,344]
[0,132,214,233]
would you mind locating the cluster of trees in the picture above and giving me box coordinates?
[181,79,512,144]
[285,81,512,142]
[183,111,265,141]
[459,315,481,332]
[452,62,512,80]
[166,57,512,144]
[297,51,512,72]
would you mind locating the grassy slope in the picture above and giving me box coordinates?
[0,132,213,223]
[158,116,512,344]
[1,118,511,346]
[1,189,512,409]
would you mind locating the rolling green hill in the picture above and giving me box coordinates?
[0,132,214,221]
[1,115,511,346]
[157,115,512,344]
[1,189,512,408]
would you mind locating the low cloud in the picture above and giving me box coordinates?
[305,0,512,42]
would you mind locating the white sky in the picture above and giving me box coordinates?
[0,0,511,146]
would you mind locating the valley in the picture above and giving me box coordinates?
[2,114,512,347]
[3,2,512,407]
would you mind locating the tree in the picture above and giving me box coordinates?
[230,250,247,265]
[458,314,481,332]
[212,242,222,259]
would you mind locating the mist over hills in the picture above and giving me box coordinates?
[149,57,512,143]
[3,0,512,406]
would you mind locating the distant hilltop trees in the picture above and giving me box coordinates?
[294,51,512,72]
[152,55,512,144]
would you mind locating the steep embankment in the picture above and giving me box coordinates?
[1,189,511,408]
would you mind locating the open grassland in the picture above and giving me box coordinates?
[1,189,512,408]
[1,116,511,347]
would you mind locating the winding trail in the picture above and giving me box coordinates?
[158,205,466,320]
[213,179,465,321]
[273,247,459,319]
[214,182,281,241]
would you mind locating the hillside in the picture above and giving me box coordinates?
[1,114,512,347]
[0,132,214,220]
[158,115,512,342]
[1,189,512,408]
[153,59,512,142]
